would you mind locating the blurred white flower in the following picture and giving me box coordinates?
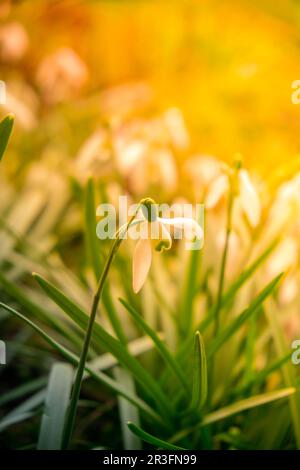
[266,237,298,279]
[264,237,298,306]
[113,117,178,194]
[163,108,190,150]
[113,122,147,175]
[100,82,152,117]
[279,275,298,305]
[75,129,112,180]
[0,22,29,62]
[206,167,261,227]
[36,48,88,103]
[265,173,300,239]
[184,155,221,198]
[4,81,38,130]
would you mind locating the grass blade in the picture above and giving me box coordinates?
[0,113,14,162]
[173,241,279,370]
[84,178,102,279]
[127,422,186,450]
[37,362,74,450]
[234,352,292,396]
[191,331,207,410]
[0,377,47,407]
[0,412,34,433]
[0,301,165,426]
[178,223,203,336]
[265,297,300,448]
[207,273,283,358]
[221,239,278,308]
[85,178,127,344]
[201,387,295,426]
[114,368,142,450]
[33,273,173,419]
[171,388,295,442]
[0,271,83,350]
[119,297,189,395]
[0,390,46,432]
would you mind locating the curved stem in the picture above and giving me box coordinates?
[214,189,234,337]
[62,213,138,449]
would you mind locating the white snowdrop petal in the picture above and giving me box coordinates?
[152,220,172,251]
[238,169,261,227]
[132,237,152,293]
[205,174,229,209]
[158,217,203,241]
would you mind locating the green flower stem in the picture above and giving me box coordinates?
[209,180,234,411]
[214,188,234,337]
[62,213,138,449]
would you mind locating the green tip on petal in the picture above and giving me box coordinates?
[155,240,171,252]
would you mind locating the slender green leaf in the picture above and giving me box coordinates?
[33,273,173,420]
[84,178,102,278]
[191,331,207,410]
[38,362,74,450]
[207,273,283,358]
[120,297,189,395]
[201,387,295,426]
[198,240,279,335]
[174,241,279,368]
[128,422,186,450]
[265,297,300,448]
[85,178,126,344]
[0,113,14,162]
[0,271,83,350]
[0,301,165,426]
[0,412,34,433]
[243,313,257,385]
[171,388,295,442]
[114,368,142,450]
[221,239,278,308]
[0,377,47,407]
[216,432,256,450]
[178,218,203,335]
[234,352,292,396]
[0,390,46,432]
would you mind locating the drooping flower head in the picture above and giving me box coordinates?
[205,157,261,228]
[130,198,204,293]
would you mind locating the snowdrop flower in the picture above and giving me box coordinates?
[75,129,113,181]
[266,237,298,279]
[206,162,261,227]
[184,155,221,199]
[131,198,203,293]
[163,108,190,150]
